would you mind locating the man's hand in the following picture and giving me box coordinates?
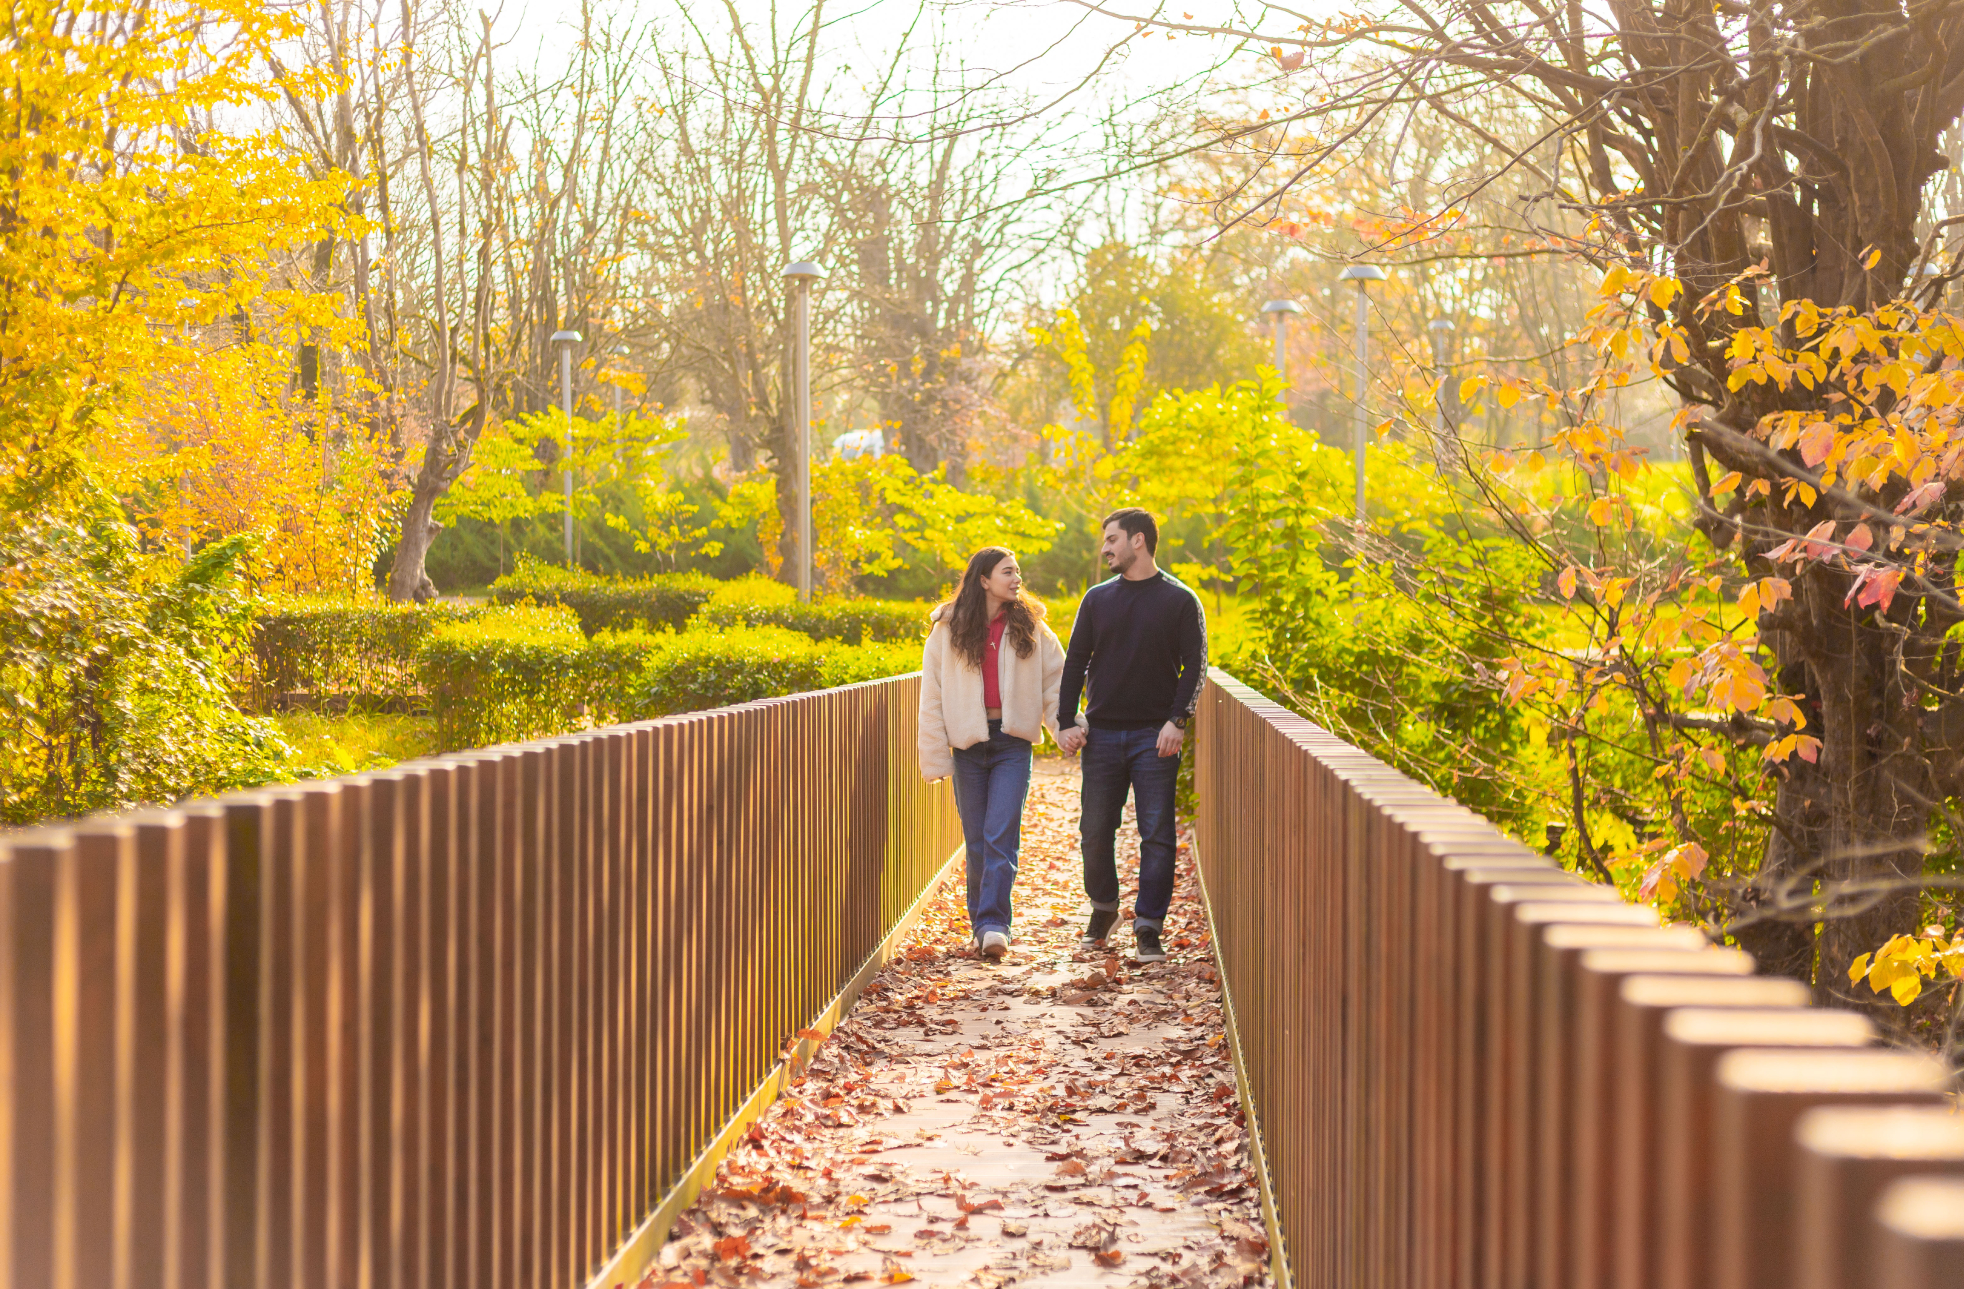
[1156,721,1184,758]
[1057,725,1087,755]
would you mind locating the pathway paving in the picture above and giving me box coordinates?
[635,759,1272,1289]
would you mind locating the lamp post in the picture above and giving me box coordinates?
[550,329,582,567]
[1338,264,1388,523]
[783,262,825,602]
[1260,299,1303,386]
[1428,317,1460,472]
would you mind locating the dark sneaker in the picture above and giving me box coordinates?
[1134,927,1167,963]
[1080,909,1120,948]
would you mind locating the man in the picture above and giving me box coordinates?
[1055,507,1207,963]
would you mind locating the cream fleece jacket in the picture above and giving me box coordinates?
[916,604,1066,782]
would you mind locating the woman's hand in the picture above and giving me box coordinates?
[1056,725,1087,755]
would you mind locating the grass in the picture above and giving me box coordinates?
[273,711,441,777]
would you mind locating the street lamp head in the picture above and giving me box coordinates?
[1261,299,1304,316]
[1338,264,1389,283]
[782,261,826,281]
[1429,317,1456,333]
[550,330,583,345]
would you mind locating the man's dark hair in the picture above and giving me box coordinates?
[1102,507,1158,556]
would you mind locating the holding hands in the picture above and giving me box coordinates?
[1054,722,1182,757]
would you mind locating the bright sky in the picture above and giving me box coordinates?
[496,0,1252,98]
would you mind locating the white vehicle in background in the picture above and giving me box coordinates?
[831,427,885,460]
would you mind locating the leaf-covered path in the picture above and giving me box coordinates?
[636,758,1272,1289]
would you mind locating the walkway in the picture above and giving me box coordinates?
[637,760,1273,1289]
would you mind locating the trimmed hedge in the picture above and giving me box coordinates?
[693,597,928,645]
[249,598,487,710]
[489,560,719,634]
[422,612,917,750]
[419,605,621,747]
[628,626,916,717]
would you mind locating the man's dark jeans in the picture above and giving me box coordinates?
[1079,725,1179,931]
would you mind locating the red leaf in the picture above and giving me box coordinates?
[1094,1249,1125,1266]
[1856,568,1902,613]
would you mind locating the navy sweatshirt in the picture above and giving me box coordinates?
[1056,571,1209,731]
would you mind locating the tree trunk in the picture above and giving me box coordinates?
[1807,596,1932,1020]
[387,483,443,603]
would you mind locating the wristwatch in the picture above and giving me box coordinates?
[1172,716,1189,730]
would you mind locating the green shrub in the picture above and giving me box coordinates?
[420,605,659,748]
[420,609,917,750]
[624,626,916,718]
[249,597,486,710]
[5,517,305,824]
[1035,594,1079,645]
[490,558,716,634]
[693,596,928,645]
[708,575,797,607]
[818,640,922,689]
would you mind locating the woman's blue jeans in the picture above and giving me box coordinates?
[950,720,1031,939]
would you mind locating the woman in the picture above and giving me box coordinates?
[918,547,1066,961]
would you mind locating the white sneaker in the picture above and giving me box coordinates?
[980,931,1009,961]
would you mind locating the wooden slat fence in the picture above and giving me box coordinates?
[0,673,960,1289]
[1194,670,1962,1289]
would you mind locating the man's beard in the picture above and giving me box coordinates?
[1106,548,1134,574]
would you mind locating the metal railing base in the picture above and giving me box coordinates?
[588,844,966,1289]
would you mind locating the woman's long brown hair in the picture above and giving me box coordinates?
[939,547,1044,670]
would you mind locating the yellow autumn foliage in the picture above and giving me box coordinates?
[1849,930,1964,1006]
[0,0,356,509]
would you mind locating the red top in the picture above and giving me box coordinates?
[982,612,1007,709]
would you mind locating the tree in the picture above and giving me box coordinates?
[1017,243,1267,451]
[627,0,1057,576]
[0,0,353,816]
[1094,0,1964,1009]
[1114,377,1292,613]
